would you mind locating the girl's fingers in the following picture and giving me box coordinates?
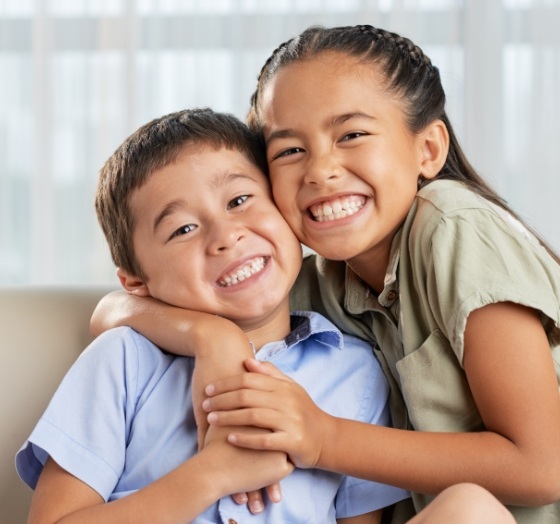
[205,360,294,397]
[207,407,284,431]
[243,359,294,382]
[227,429,287,452]
[205,370,274,397]
[202,388,276,413]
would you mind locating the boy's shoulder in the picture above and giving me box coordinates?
[80,326,187,377]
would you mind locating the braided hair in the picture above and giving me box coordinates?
[248,25,559,262]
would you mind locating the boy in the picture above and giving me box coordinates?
[16,108,408,523]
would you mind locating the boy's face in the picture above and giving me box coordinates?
[120,145,302,332]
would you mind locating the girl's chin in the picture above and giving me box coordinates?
[305,240,360,261]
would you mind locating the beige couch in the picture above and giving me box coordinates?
[0,287,114,523]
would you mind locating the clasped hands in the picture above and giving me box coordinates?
[195,355,330,514]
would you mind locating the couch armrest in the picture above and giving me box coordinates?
[0,286,115,523]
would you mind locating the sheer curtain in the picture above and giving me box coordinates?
[1,0,559,286]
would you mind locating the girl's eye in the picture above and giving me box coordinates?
[169,223,197,240]
[340,132,366,142]
[273,147,305,160]
[227,194,250,209]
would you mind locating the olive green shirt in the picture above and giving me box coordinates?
[290,180,560,523]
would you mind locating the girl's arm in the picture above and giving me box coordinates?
[204,302,560,506]
[28,438,292,524]
[90,290,253,360]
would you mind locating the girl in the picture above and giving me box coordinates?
[92,25,560,522]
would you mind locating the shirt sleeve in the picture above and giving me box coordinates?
[419,206,560,363]
[15,327,146,500]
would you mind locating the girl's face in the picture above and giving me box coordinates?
[261,52,434,287]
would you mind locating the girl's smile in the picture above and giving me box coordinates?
[262,52,434,289]
[307,194,366,223]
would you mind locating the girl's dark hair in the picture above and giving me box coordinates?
[248,24,559,262]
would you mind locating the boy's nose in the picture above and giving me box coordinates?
[304,154,342,185]
[207,223,246,254]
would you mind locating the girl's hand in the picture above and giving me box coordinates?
[203,359,334,468]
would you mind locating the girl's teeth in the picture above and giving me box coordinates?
[219,257,266,287]
[310,196,365,222]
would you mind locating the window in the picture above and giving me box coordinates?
[1,0,559,284]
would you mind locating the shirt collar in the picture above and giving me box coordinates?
[344,228,402,314]
[284,311,344,350]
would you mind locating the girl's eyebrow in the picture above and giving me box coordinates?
[330,111,376,126]
[266,112,376,144]
[266,128,296,145]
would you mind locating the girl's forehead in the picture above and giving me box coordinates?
[261,55,385,111]
[265,52,383,95]
[276,50,366,76]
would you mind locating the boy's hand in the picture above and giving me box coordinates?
[202,434,293,499]
[203,359,333,469]
[204,414,284,513]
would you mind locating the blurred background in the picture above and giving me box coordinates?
[1,0,559,286]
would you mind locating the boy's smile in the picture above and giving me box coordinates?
[217,256,268,287]
[121,145,302,335]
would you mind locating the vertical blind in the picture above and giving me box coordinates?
[1,0,559,285]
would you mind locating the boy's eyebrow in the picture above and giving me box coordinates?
[152,172,260,234]
[266,112,376,144]
[153,199,184,234]
[209,171,256,191]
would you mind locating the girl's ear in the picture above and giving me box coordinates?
[419,119,449,180]
[116,267,151,297]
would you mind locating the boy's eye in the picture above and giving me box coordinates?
[272,147,305,160]
[227,195,250,209]
[169,223,197,240]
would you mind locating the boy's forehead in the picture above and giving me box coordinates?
[136,144,270,202]
[178,144,270,185]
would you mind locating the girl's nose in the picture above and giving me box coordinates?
[207,222,245,255]
[303,154,342,185]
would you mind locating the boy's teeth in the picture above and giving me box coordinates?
[218,257,266,287]
[309,196,365,222]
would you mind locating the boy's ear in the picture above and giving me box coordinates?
[419,119,449,180]
[116,267,151,297]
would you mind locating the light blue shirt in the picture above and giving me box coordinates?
[16,311,409,523]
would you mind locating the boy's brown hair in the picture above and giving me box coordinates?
[95,108,268,280]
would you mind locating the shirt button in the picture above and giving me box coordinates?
[386,290,398,301]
